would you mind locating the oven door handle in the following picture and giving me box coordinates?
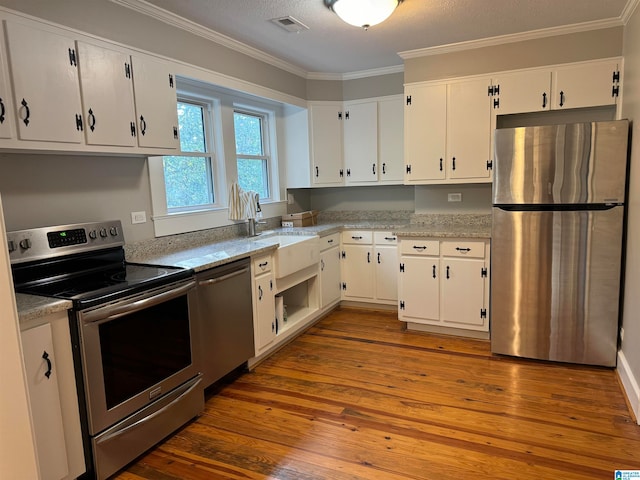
[197,266,249,286]
[82,280,196,324]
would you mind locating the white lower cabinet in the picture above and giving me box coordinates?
[20,312,85,480]
[399,238,490,333]
[319,233,341,307]
[252,255,276,354]
[341,230,398,305]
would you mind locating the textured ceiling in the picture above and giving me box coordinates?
[135,0,631,75]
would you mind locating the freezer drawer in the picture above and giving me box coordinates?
[490,206,623,366]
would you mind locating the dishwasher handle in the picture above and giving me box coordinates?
[198,266,250,286]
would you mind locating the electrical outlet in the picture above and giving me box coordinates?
[131,211,147,224]
[281,221,294,228]
[448,193,462,202]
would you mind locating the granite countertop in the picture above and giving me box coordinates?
[15,293,72,326]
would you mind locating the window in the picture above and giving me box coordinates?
[234,109,271,201]
[163,100,215,211]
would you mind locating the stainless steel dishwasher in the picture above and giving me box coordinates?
[193,258,254,387]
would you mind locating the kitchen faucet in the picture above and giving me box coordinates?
[247,217,266,236]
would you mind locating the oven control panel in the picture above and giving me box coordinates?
[7,220,125,264]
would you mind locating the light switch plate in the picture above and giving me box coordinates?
[131,211,147,224]
[448,193,462,202]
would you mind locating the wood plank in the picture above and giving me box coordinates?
[113,307,640,480]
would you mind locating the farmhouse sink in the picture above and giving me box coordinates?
[253,234,319,278]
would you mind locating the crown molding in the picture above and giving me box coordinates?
[399,17,624,59]
[308,64,404,81]
[622,0,640,24]
[108,0,308,78]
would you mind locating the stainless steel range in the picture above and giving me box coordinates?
[9,220,204,480]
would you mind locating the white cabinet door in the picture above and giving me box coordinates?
[342,244,374,300]
[492,69,552,115]
[374,243,398,302]
[320,247,341,307]
[440,258,486,329]
[254,274,276,352]
[0,24,14,139]
[378,95,404,184]
[552,59,620,109]
[447,77,492,180]
[21,323,69,480]
[399,256,439,322]
[131,55,179,149]
[4,21,83,144]
[77,41,136,147]
[344,101,377,184]
[309,103,343,185]
[404,83,447,182]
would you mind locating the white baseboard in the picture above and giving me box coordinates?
[617,350,640,424]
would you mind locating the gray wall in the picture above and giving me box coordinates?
[405,27,623,83]
[621,4,640,417]
[0,153,154,243]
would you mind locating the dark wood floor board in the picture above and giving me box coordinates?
[114,307,640,480]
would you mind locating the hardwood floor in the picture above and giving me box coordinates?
[115,307,640,480]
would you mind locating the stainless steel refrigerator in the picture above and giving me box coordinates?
[490,120,629,367]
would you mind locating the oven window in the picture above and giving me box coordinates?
[99,295,192,410]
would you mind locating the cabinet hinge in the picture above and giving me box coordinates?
[169,74,174,88]
[486,160,493,170]
[345,111,350,120]
[130,122,136,137]
[338,111,342,120]
[613,70,621,83]
[346,168,351,177]
[493,98,500,109]
[399,263,405,273]
[75,114,83,131]
[480,308,487,319]
[173,126,178,139]
[68,48,77,67]
[342,282,347,291]
[481,267,487,277]
[488,84,500,96]
[612,85,620,98]
[406,164,412,174]
[400,301,405,310]
[494,84,500,95]
[124,62,132,79]
[406,95,412,105]
[341,250,346,259]
[339,168,344,178]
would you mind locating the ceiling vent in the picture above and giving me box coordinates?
[270,16,309,33]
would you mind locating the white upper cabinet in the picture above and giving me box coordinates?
[404,77,491,184]
[552,59,620,110]
[490,69,552,115]
[0,23,14,139]
[377,95,404,184]
[77,41,137,147]
[309,102,344,186]
[131,55,179,149]
[343,100,378,184]
[4,21,84,144]
[404,82,447,182]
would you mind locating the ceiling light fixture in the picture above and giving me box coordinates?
[324,0,403,30]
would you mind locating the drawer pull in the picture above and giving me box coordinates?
[432,265,436,278]
[446,265,450,279]
[327,239,334,244]
[384,236,396,241]
[413,245,427,251]
[259,261,269,268]
[455,247,471,252]
[351,235,363,240]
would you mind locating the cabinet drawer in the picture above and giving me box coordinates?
[374,231,398,245]
[342,230,373,245]
[441,241,485,258]
[400,239,439,256]
[253,255,272,275]
[320,233,340,251]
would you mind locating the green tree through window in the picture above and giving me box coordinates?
[234,110,270,200]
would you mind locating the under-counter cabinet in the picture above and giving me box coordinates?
[404,76,492,184]
[20,312,85,480]
[398,238,490,335]
[252,254,276,355]
[319,233,341,308]
[341,231,398,305]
